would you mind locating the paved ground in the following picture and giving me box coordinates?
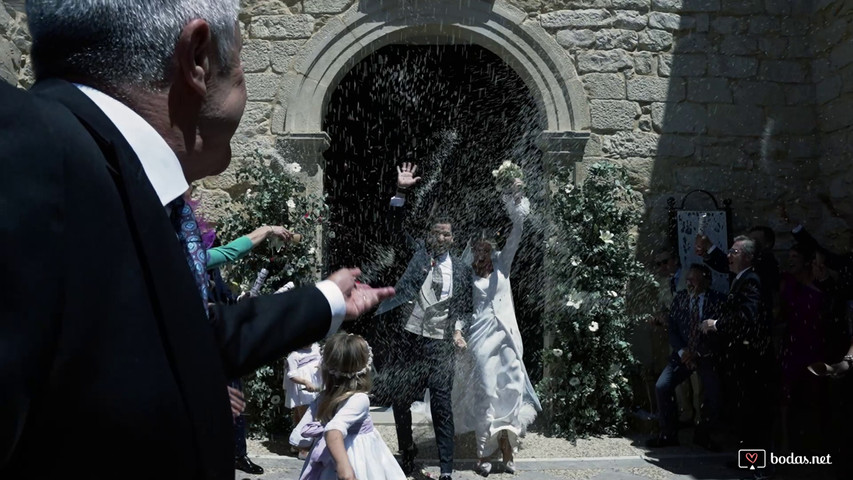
[236,408,838,480]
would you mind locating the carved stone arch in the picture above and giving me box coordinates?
[278,0,590,175]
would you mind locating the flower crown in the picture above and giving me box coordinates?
[325,345,373,379]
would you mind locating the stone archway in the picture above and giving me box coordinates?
[277,0,591,186]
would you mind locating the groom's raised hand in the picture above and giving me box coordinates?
[397,162,421,193]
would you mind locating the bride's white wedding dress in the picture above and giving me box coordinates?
[415,196,541,458]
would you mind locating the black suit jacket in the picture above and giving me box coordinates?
[716,268,770,359]
[668,289,725,357]
[374,201,472,339]
[0,80,333,478]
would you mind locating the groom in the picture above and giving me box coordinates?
[375,163,472,480]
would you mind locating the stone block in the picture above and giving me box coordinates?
[758,37,788,58]
[651,101,706,133]
[721,0,764,14]
[651,0,720,12]
[764,0,791,14]
[241,40,271,72]
[841,63,853,93]
[602,131,660,158]
[271,40,304,73]
[812,58,833,81]
[584,133,605,157]
[582,73,627,99]
[633,51,655,74]
[237,101,273,136]
[831,40,853,69]
[748,16,780,35]
[673,33,711,53]
[721,36,757,56]
[732,80,786,105]
[303,0,352,14]
[649,12,694,31]
[594,29,639,50]
[628,76,684,101]
[591,100,641,130]
[613,0,651,9]
[638,30,673,52]
[787,135,819,159]
[767,106,816,134]
[540,9,613,29]
[577,49,634,73]
[786,38,812,59]
[687,77,732,103]
[709,55,758,78]
[556,29,596,49]
[658,53,707,76]
[658,135,696,157]
[613,10,647,30]
[819,94,853,132]
[250,15,315,39]
[759,60,808,83]
[813,18,848,53]
[695,13,710,32]
[241,0,292,16]
[556,0,613,6]
[245,73,280,101]
[0,37,20,85]
[706,103,765,135]
[785,84,815,105]
[711,16,746,35]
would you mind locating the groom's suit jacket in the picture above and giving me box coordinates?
[374,202,472,339]
[0,80,333,479]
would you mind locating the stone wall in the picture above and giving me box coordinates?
[1,0,848,251]
[813,0,853,251]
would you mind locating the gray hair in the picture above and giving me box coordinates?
[733,235,756,261]
[27,0,240,90]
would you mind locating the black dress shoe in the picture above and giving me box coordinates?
[646,435,679,448]
[439,475,453,480]
[235,455,264,475]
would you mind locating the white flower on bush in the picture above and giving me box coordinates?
[270,395,281,405]
[308,246,316,255]
[552,348,564,357]
[245,188,253,199]
[563,183,575,194]
[589,321,599,332]
[599,230,615,245]
[566,294,583,309]
[286,198,296,210]
[569,377,581,387]
[607,290,619,297]
[283,162,302,175]
[610,383,618,390]
[491,160,514,177]
[570,256,581,267]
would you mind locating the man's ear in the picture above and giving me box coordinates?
[174,19,212,97]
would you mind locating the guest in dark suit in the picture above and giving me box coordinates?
[648,264,725,449]
[0,2,393,478]
[373,163,472,480]
[701,236,774,468]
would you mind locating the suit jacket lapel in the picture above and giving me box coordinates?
[31,79,232,476]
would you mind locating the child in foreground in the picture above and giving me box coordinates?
[293,333,405,480]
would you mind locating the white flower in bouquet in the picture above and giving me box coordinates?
[286,198,297,210]
[589,321,599,332]
[599,230,615,245]
[491,160,524,192]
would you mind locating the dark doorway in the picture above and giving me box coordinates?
[323,43,548,383]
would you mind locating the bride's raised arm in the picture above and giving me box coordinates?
[496,180,529,275]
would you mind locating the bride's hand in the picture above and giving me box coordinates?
[453,330,467,350]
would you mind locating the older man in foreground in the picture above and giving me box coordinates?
[0,1,392,478]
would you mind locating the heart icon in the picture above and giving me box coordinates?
[745,452,758,464]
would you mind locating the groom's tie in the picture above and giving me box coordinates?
[170,196,210,309]
[431,258,443,300]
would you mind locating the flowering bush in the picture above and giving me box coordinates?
[537,162,655,440]
[217,147,327,438]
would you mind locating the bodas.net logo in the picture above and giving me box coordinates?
[738,449,767,470]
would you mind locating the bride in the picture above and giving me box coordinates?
[454,179,541,476]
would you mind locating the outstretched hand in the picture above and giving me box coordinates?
[397,162,421,191]
[326,268,395,320]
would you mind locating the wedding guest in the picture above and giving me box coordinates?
[285,342,324,460]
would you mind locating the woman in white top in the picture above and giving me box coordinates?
[455,181,541,476]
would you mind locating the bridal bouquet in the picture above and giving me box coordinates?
[491,160,524,192]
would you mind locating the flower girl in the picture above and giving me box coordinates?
[293,333,405,480]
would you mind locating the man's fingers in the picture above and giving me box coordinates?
[410,164,418,175]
